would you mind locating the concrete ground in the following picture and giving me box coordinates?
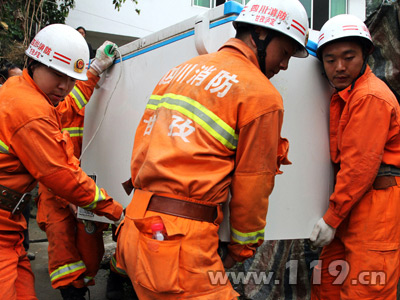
[28,205,137,300]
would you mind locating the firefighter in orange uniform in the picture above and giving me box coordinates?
[0,24,123,300]
[310,14,400,299]
[35,40,119,299]
[115,0,310,298]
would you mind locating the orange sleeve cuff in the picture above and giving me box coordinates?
[227,241,262,262]
[276,137,292,174]
[323,208,343,229]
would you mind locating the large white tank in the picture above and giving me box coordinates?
[80,1,333,240]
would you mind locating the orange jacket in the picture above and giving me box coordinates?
[37,70,99,208]
[130,38,290,261]
[0,70,122,232]
[324,65,400,228]
[57,70,99,158]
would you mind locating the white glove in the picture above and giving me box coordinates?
[309,218,336,248]
[114,211,124,227]
[90,41,118,75]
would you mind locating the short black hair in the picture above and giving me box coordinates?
[76,26,86,34]
[235,24,279,39]
[0,60,21,80]
[234,23,252,39]
[26,58,41,78]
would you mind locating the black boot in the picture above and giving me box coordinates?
[60,286,89,300]
[106,270,124,300]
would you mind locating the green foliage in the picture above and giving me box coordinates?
[0,0,139,67]
[42,0,76,24]
[0,0,76,66]
[113,0,140,14]
[0,1,24,41]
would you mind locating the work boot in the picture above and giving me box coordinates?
[27,251,36,261]
[60,286,89,300]
[106,270,124,300]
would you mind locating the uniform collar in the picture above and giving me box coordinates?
[337,65,372,102]
[218,38,260,69]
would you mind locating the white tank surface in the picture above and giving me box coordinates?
[80,2,333,240]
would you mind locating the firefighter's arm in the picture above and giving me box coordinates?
[10,118,123,221]
[228,110,288,263]
[323,95,393,229]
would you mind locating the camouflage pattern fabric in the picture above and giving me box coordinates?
[366,0,385,17]
[229,240,320,300]
[366,0,400,102]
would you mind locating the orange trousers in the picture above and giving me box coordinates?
[37,187,107,289]
[311,182,400,299]
[115,190,239,300]
[0,231,37,300]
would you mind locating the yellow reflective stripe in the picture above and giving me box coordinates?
[111,255,127,276]
[61,127,84,137]
[69,86,88,110]
[0,139,9,154]
[50,260,86,282]
[147,93,238,150]
[82,185,106,210]
[231,227,265,245]
[84,275,94,284]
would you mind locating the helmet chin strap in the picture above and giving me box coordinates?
[348,59,367,92]
[250,29,275,76]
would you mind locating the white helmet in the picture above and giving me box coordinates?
[234,0,309,58]
[317,14,374,59]
[25,24,89,81]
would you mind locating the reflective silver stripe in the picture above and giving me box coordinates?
[84,276,93,284]
[111,255,127,276]
[82,185,106,210]
[50,260,86,282]
[0,139,9,154]
[231,227,265,245]
[62,127,84,137]
[377,164,400,177]
[70,86,88,110]
[147,93,238,150]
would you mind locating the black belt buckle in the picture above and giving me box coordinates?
[11,193,31,215]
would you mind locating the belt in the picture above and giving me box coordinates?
[373,176,399,190]
[147,195,218,223]
[377,164,400,177]
[0,184,31,214]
